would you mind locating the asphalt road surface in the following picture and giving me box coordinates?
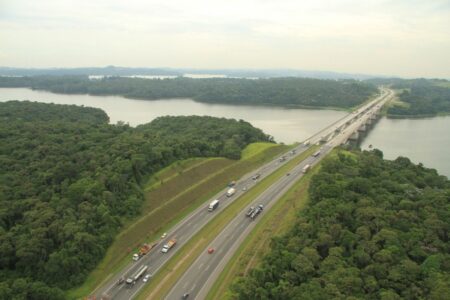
[93,88,393,300]
[166,88,393,300]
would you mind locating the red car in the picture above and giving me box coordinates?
[207,248,215,254]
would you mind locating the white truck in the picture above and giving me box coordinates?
[161,239,177,253]
[226,188,236,197]
[302,164,311,173]
[208,199,220,211]
[126,265,148,286]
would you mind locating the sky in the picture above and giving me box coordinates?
[0,0,449,78]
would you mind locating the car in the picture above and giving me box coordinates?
[242,186,247,191]
[286,173,290,176]
[252,173,261,180]
[161,232,167,239]
[182,293,190,299]
[143,274,151,282]
[208,247,215,254]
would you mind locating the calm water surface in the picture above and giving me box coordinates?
[0,88,346,144]
[360,117,450,177]
[1,88,449,177]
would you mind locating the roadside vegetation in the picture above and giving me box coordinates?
[232,149,450,299]
[71,142,288,298]
[0,75,377,109]
[135,145,318,300]
[0,101,271,299]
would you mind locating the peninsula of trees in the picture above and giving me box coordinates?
[0,101,271,298]
[232,149,449,299]
[368,78,450,117]
[0,75,377,109]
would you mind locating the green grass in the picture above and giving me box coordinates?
[67,142,288,299]
[135,145,318,300]
[207,158,323,300]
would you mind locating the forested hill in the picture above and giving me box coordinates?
[0,101,271,299]
[367,78,450,117]
[232,149,450,299]
[0,76,377,109]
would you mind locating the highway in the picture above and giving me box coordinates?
[165,88,393,300]
[93,88,393,300]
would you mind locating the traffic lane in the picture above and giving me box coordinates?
[167,154,321,299]
[105,145,312,298]
[96,91,386,298]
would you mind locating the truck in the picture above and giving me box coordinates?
[302,164,311,173]
[250,204,264,220]
[126,265,148,286]
[226,188,236,197]
[245,206,255,217]
[133,243,157,261]
[208,199,220,211]
[312,150,321,157]
[161,239,176,253]
[303,140,310,146]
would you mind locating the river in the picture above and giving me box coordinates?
[1,87,449,177]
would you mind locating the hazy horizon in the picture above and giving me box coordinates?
[1,0,449,78]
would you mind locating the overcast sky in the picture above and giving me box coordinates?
[1,0,449,78]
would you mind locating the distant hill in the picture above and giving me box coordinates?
[0,66,378,80]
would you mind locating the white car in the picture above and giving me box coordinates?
[143,274,151,282]
[161,232,167,239]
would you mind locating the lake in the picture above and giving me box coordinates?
[1,87,449,177]
[360,117,450,177]
[0,88,346,144]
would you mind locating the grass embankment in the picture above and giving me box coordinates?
[136,145,319,300]
[68,142,288,299]
[206,155,326,299]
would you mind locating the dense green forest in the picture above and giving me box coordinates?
[367,78,450,117]
[0,75,377,109]
[0,101,271,299]
[232,150,449,299]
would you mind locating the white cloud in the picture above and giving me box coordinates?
[0,0,449,77]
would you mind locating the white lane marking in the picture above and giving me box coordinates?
[191,283,197,291]
[198,262,204,269]
[205,264,210,271]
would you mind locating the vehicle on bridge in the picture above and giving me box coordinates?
[208,199,220,212]
[162,239,177,253]
[312,150,321,157]
[279,155,286,162]
[227,181,236,187]
[303,140,310,146]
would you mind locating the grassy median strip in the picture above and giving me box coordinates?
[68,142,288,299]
[136,145,319,300]
[206,158,323,300]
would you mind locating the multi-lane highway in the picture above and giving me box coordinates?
[166,88,393,300]
[93,88,393,300]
